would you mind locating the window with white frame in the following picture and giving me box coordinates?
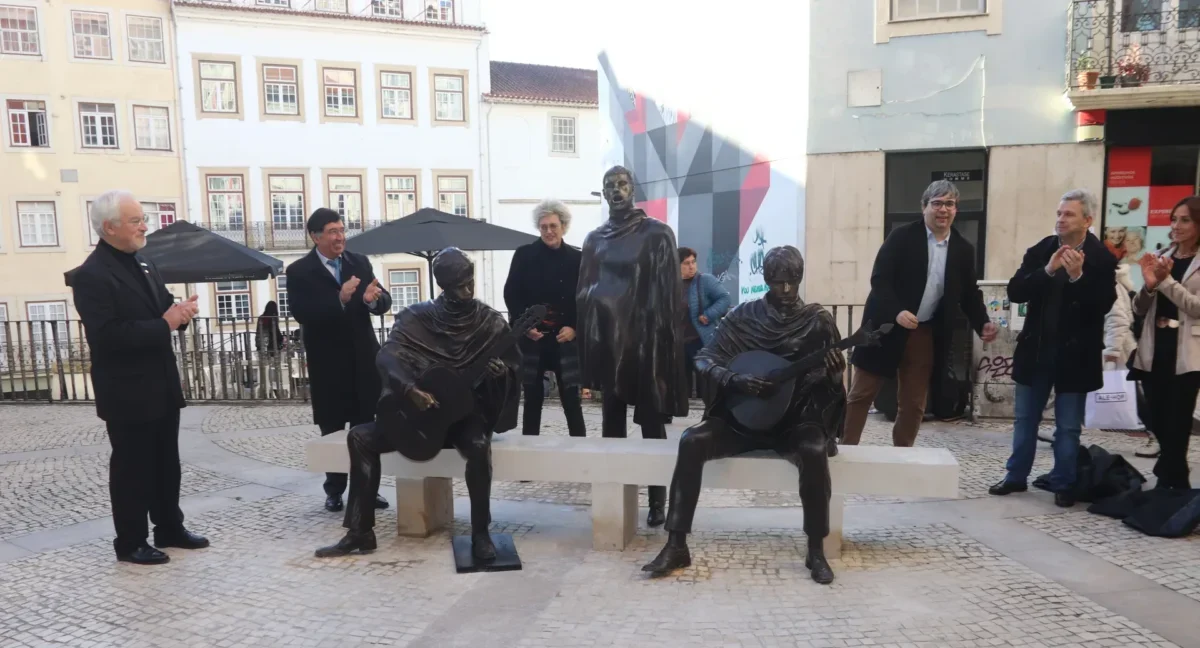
[0,303,7,369]
[85,201,100,245]
[17,201,57,247]
[373,0,402,17]
[426,0,452,21]
[126,15,164,63]
[891,0,985,20]
[26,301,67,365]
[0,5,39,55]
[275,276,291,319]
[550,116,576,154]
[388,270,421,312]
[258,0,290,6]
[141,202,176,232]
[207,175,245,232]
[380,71,412,119]
[323,68,357,117]
[384,175,417,220]
[437,176,468,217]
[263,65,299,115]
[434,74,464,121]
[133,105,170,150]
[6,99,48,148]
[199,61,238,113]
[215,281,251,321]
[79,102,118,148]
[327,175,363,227]
[316,0,347,12]
[270,175,305,231]
[71,11,111,59]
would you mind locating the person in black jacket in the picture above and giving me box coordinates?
[287,208,392,512]
[503,199,586,436]
[72,190,209,565]
[844,180,997,447]
[989,189,1117,507]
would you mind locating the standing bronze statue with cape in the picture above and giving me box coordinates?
[314,247,519,561]
[642,246,847,584]
[577,165,689,526]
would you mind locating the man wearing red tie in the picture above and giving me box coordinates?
[287,208,392,512]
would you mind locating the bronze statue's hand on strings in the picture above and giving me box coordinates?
[407,387,438,411]
[486,357,507,378]
[730,373,771,397]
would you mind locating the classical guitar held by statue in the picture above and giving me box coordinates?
[725,321,893,432]
[378,304,546,461]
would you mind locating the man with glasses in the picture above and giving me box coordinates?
[842,180,997,447]
[287,208,392,512]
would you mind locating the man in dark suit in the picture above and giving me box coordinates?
[287,208,392,512]
[72,190,209,565]
[844,180,998,447]
[990,189,1116,507]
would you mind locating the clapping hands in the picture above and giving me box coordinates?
[163,294,199,331]
[1140,254,1172,292]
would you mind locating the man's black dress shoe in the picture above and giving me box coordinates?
[988,480,1028,496]
[642,543,691,575]
[375,494,388,509]
[325,496,344,512]
[154,528,210,550]
[315,531,377,558]
[1054,492,1075,508]
[805,552,835,585]
[117,545,170,565]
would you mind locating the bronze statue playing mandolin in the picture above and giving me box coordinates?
[642,245,887,584]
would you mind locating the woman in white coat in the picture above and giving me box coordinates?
[1128,196,1200,490]
[1104,263,1157,457]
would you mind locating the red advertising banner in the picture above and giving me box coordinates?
[1148,185,1195,226]
[1107,147,1151,188]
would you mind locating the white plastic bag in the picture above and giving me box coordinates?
[1084,369,1141,430]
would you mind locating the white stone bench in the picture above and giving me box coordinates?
[306,431,958,558]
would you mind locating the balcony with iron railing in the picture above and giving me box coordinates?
[1068,0,1200,109]
[200,219,386,252]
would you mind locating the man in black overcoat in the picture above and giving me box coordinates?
[287,208,392,512]
[844,180,997,447]
[72,190,210,565]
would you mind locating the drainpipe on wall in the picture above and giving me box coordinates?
[169,1,192,300]
[475,35,495,306]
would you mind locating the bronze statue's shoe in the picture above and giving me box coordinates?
[314,531,376,558]
[805,552,835,585]
[641,543,691,575]
[646,506,665,528]
[471,532,496,561]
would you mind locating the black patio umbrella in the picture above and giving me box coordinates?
[344,207,538,294]
[64,220,285,287]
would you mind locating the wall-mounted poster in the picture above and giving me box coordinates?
[1107,187,1149,227]
[1107,147,1152,188]
[1149,185,1195,226]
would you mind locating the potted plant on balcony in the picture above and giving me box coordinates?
[1076,55,1100,90]
[1117,59,1150,87]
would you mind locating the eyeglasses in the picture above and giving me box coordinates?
[929,200,957,210]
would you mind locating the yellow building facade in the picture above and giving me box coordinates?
[0,0,184,329]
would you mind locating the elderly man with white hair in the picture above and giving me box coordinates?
[71,190,208,565]
[990,188,1117,507]
[503,199,587,436]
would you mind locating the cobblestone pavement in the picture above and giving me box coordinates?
[1022,511,1200,604]
[1,402,1198,647]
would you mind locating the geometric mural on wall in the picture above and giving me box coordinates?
[599,56,772,299]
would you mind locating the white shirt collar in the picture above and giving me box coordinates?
[926,225,950,246]
[316,248,339,265]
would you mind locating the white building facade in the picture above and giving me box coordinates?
[172,0,489,322]
[483,61,602,313]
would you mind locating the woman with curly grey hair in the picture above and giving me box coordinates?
[502,199,587,436]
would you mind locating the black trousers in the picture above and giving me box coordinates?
[521,336,586,437]
[106,410,185,553]
[683,339,704,399]
[601,394,667,507]
[1144,372,1200,489]
[665,418,831,539]
[344,416,493,534]
[320,416,373,497]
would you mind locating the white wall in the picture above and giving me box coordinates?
[174,4,490,317]
[484,101,603,311]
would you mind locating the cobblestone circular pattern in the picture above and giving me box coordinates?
[0,405,108,453]
[201,404,316,434]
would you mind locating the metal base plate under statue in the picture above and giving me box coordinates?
[451,533,522,573]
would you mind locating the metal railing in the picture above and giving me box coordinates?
[0,305,863,403]
[1069,0,1200,90]
[200,220,387,251]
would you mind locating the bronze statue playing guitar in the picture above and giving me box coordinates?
[315,247,523,562]
[643,245,887,584]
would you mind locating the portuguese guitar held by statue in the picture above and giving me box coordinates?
[376,304,547,462]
